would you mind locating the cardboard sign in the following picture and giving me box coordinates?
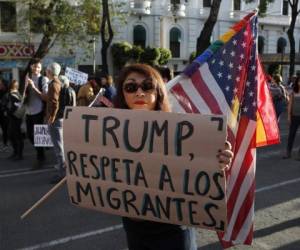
[65,67,88,85]
[63,107,228,231]
[34,125,53,147]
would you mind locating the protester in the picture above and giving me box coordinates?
[77,77,98,106]
[269,74,289,122]
[100,73,116,102]
[114,63,234,250]
[24,58,48,167]
[46,62,65,184]
[283,76,300,160]
[0,78,9,152]
[156,66,173,83]
[6,80,24,160]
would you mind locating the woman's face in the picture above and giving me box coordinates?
[122,72,157,110]
[12,81,19,90]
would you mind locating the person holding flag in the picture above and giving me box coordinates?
[114,63,234,250]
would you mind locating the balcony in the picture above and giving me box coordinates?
[129,0,152,15]
[168,3,186,18]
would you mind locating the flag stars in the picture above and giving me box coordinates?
[222,49,226,54]
[252,101,256,107]
[219,60,224,66]
[236,76,240,82]
[242,42,246,48]
[240,54,245,60]
[244,30,248,36]
[246,81,251,87]
[251,65,256,71]
[243,106,248,113]
[233,39,237,45]
[227,74,232,80]
[229,62,234,68]
[217,72,223,78]
[225,86,230,91]
[211,59,216,64]
[249,91,254,97]
[233,87,238,94]
[230,51,236,57]
[238,65,242,71]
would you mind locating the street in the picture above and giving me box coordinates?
[0,113,299,250]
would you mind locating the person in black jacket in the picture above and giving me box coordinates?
[7,80,24,160]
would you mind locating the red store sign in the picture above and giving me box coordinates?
[0,43,34,58]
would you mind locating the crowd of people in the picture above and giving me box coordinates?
[0,59,117,183]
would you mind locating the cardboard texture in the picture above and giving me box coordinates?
[63,107,228,231]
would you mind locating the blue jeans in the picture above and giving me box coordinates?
[48,119,65,177]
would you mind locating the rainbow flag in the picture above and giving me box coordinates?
[167,11,279,247]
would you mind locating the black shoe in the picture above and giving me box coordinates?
[50,175,64,184]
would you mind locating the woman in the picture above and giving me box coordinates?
[284,76,300,159]
[269,74,288,122]
[114,64,234,250]
[7,80,24,160]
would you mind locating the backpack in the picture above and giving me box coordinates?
[57,86,76,119]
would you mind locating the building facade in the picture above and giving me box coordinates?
[0,0,299,83]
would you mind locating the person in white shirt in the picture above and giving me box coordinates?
[24,58,48,168]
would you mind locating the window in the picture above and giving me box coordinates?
[234,0,241,11]
[282,0,289,15]
[277,37,287,53]
[0,1,16,32]
[170,27,181,58]
[171,0,180,4]
[133,25,146,48]
[203,0,211,7]
[258,36,265,54]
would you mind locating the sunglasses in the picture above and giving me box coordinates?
[123,79,155,93]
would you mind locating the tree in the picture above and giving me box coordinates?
[100,0,114,74]
[286,0,300,76]
[196,0,222,56]
[18,0,102,90]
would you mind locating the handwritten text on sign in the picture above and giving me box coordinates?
[63,107,227,231]
[34,125,53,147]
[65,67,88,85]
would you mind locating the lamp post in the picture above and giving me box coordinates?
[89,36,96,75]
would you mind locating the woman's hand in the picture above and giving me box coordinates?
[217,141,234,171]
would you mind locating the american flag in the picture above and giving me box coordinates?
[167,12,279,247]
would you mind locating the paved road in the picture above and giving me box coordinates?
[0,114,299,250]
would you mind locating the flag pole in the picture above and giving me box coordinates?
[20,177,66,220]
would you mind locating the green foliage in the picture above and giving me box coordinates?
[140,47,160,66]
[189,51,197,63]
[130,45,144,63]
[158,48,172,65]
[111,41,133,69]
[111,42,172,69]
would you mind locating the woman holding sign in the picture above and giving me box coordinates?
[114,64,233,250]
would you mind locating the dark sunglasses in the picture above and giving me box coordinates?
[123,79,155,93]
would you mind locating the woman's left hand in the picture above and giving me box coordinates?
[217,141,234,171]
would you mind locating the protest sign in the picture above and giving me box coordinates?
[65,67,88,85]
[63,107,228,231]
[34,125,53,147]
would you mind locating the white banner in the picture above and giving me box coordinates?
[34,125,53,147]
[65,67,88,85]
